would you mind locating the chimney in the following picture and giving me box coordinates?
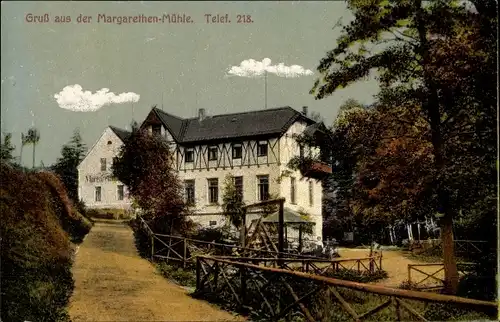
[302,106,308,116]
[198,108,206,122]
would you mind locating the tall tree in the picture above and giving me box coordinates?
[0,133,16,164]
[19,132,30,166]
[112,129,193,234]
[308,0,497,294]
[24,127,40,169]
[53,129,87,201]
[221,174,246,243]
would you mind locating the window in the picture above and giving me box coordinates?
[208,146,218,161]
[309,181,313,206]
[185,148,194,163]
[209,221,217,226]
[152,124,162,136]
[95,186,102,202]
[107,140,112,145]
[117,185,124,200]
[299,145,304,158]
[100,158,107,171]
[185,180,195,205]
[257,175,269,201]
[233,176,243,199]
[258,141,268,157]
[232,144,242,159]
[208,178,219,204]
[290,177,296,204]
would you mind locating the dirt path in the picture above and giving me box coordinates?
[69,220,243,321]
[338,248,445,288]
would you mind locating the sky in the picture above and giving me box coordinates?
[1,1,380,166]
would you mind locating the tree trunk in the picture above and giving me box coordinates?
[32,143,36,169]
[441,212,459,294]
[19,145,23,166]
[414,0,459,294]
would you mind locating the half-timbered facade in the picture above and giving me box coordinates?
[140,106,329,240]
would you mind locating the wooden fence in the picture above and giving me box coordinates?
[137,216,323,268]
[214,255,383,276]
[407,262,478,291]
[195,256,497,322]
[411,239,488,257]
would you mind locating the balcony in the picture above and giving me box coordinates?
[300,161,332,179]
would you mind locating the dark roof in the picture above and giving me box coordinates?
[148,106,316,143]
[258,208,315,224]
[109,126,131,142]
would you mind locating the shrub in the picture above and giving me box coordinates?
[324,268,388,283]
[157,262,196,287]
[0,163,91,322]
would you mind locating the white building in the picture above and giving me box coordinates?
[78,106,332,241]
[77,126,132,210]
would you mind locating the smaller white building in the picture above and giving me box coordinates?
[78,126,132,210]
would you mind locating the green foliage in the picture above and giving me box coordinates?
[156,262,196,287]
[221,174,245,229]
[86,208,132,220]
[302,0,497,294]
[324,268,388,283]
[112,129,193,235]
[0,163,91,322]
[0,132,16,163]
[52,129,87,202]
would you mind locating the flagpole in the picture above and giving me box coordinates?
[265,70,268,109]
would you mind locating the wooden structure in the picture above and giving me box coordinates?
[411,239,488,257]
[213,256,383,275]
[246,207,314,253]
[407,262,478,291]
[137,215,322,269]
[195,256,497,322]
[241,198,286,257]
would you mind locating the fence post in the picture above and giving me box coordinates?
[214,262,219,291]
[183,238,187,268]
[357,260,360,274]
[151,235,154,262]
[196,257,201,291]
[240,267,247,308]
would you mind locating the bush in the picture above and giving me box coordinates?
[86,208,132,220]
[157,262,196,287]
[324,268,388,283]
[0,164,91,322]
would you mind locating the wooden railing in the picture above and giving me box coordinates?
[411,239,488,257]
[195,256,497,322]
[137,215,323,268]
[407,262,478,291]
[213,255,383,275]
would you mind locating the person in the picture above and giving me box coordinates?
[315,236,324,256]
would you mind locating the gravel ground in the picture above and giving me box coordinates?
[69,220,244,322]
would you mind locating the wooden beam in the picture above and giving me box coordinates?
[278,199,285,262]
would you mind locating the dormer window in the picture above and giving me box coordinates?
[257,141,268,157]
[185,148,194,163]
[208,146,218,161]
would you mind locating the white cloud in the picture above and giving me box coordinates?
[54,84,140,112]
[227,58,314,78]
